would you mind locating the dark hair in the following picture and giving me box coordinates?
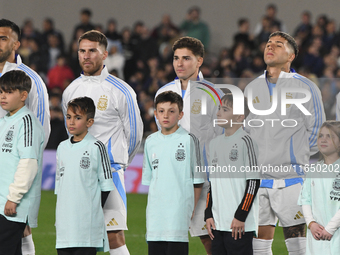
[0,70,31,93]
[172,36,204,58]
[0,19,21,40]
[238,18,249,27]
[155,91,183,113]
[220,89,249,118]
[67,97,95,120]
[266,3,277,11]
[81,8,92,17]
[78,30,107,50]
[269,31,299,60]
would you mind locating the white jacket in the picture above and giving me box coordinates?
[0,55,50,148]
[62,66,143,170]
[155,78,224,166]
[244,71,325,187]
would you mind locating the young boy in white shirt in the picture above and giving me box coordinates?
[205,91,260,255]
[0,70,44,255]
[55,97,114,255]
[142,91,204,255]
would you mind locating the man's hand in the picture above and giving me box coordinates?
[231,218,245,240]
[206,218,216,240]
[4,200,17,216]
[309,222,324,240]
[320,229,333,241]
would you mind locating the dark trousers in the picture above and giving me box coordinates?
[211,230,253,255]
[148,241,188,255]
[57,247,97,255]
[0,215,26,255]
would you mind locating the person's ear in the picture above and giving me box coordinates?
[13,40,20,51]
[87,118,94,128]
[20,91,28,102]
[178,111,184,120]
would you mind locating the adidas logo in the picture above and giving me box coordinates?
[107,218,118,226]
[252,96,260,104]
[294,211,304,220]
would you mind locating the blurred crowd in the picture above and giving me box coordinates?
[18,5,340,148]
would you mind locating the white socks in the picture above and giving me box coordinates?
[21,234,35,255]
[285,237,306,255]
[110,244,130,255]
[253,238,273,255]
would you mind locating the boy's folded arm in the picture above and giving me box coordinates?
[7,158,38,204]
[204,183,213,221]
[234,179,260,222]
[325,209,340,235]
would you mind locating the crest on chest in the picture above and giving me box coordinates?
[97,95,108,111]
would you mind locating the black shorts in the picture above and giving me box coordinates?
[211,230,253,255]
[0,214,26,255]
[148,241,188,255]
[57,247,97,255]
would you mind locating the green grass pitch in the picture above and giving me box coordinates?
[33,191,288,254]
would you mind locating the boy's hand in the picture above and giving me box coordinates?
[231,218,245,240]
[4,200,17,216]
[206,218,216,240]
[309,222,324,240]
[320,229,333,241]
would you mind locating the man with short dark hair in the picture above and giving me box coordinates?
[62,30,143,255]
[244,31,325,255]
[0,19,50,255]
[155,36,223,255]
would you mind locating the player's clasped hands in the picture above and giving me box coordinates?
[230,218,245,240]
[206,218,216,240]
[309,222,333,241]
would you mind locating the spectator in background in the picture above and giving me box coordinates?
[21,19,41,44]
[28,37,49,76]
[47,54,74,92]
[72,8,95,40]
[104,43,125,79]
[180,6,210,49]
[254,4,287,36]
[47,33,62,70]
[151,14,179,46]
[121,27,138,81]
[68,28,84,76]
[41,18,65,53]
[105,19,121,41]
[294,11,313,48]
[323,19,340,53]
[233,18,254,50]
[46,93,68,149]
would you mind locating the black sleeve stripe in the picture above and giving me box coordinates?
[246,135,257,166]
[95,141,112,179]
[189,133,201,167]
[23,116,27,147]
[95,141,111,179]
[28,115,33,146]
[242,135,257,167]
[23,115,33,147]
[96,141,112,179]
